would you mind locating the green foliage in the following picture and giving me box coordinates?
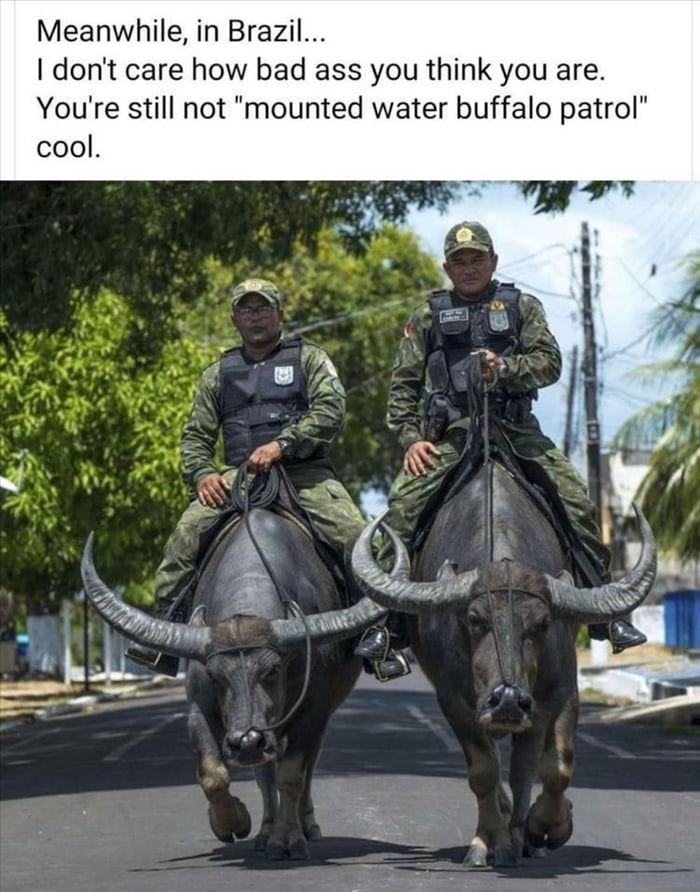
[614,252,700,560]
[516,180,635,214]
[0,293,213,604]
[0,181,460,335]
[1,180,635,335]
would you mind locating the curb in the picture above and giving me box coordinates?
[0,677,184,735]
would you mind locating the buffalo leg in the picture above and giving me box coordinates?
[188,704,251,843]
[264,748,309,860]
[509,723,547,857]
[439,700,513,868]
[254,763,278,851]
[299,735,324,842]
[266,722,327,861]
[525,699,577,851]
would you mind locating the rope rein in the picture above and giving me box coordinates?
[473,353,518,690]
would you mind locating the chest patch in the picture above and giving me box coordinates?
[488,300,510,332]
[274,365,294,386]
[439,308,469,324]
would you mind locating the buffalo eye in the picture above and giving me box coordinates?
[467,612,487,635]
[263,663,282,681]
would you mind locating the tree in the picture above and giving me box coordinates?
[613,251,700,560]
[1,180,633,336]
[0,181,461,336]
[0,292,210,606]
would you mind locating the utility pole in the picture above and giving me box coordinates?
[563,345,579,457]
[580,222,602,527]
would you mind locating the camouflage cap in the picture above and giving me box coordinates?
[231,278,282,307]
[444,222,494,258]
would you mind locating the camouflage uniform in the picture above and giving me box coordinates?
[384,281,611,579]
[155,338,366,602]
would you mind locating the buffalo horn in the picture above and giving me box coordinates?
[545,504,658,621]
[269,596,388,648]
[81,534,212,661]
[350,513,480,613]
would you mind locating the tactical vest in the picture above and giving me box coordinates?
[219,337,309,466]
[425,283,533,411]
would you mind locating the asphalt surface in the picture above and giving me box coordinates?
[1,666,698,892]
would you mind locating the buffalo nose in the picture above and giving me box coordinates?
[227,728,264,756]
[486,684,534,715]
[240,730,264,756]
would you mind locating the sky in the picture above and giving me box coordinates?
[405,181,699,466]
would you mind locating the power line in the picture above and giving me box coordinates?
[601,302,678,360]
[506,276,577,301]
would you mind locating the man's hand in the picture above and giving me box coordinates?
[248,440,283,472]
[477,350,506,382]
[403,440,441,476]
[196,473,231,508]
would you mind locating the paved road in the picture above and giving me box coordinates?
[1,666,698,892]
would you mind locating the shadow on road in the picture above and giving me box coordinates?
[127,838,692,882]
[2,684,698,801]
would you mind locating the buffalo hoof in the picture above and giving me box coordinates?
[546,813,573,850]
[525,800,573,851]
[523,841,547,859]
[463,846,488,868]
[492,847,518,868]
[254,832,269,852]
[305,823,322,842]
[207,800,251,843]
[265,840,288,861]
[288,838,311,860]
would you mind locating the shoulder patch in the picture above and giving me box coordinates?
[331,378,346,396]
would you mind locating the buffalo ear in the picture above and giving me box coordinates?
[189,605,207,627]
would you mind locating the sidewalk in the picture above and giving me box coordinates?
[0,675,184,733]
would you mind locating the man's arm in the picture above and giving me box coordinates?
[273,343,347,460]
[181,362,223,493]
[386,305,432,451]
[500,293,562,391]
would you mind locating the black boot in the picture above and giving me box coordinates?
[355,625,390,660]
[354,617,411,682]
[125,596,187,677]
[354,613,410,659]
[589,619,648,654]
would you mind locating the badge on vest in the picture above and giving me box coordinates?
[274,366,294,385]
[438,306,469,336]
[439,308,469,324]
[488,300,510,332]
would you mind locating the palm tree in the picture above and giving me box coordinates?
[614,251,699,561]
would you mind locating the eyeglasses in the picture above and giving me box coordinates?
[234,305,277,318]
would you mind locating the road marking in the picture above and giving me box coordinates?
[0,727,60,755]
[577,729,636,759]
[406,704,461,752]
[102,712,186,762]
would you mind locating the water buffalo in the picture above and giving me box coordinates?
[351,460,656,868]
[81,508,387,860]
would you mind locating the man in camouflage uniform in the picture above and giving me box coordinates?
[130,279,403,676]
[356,222,646,661]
